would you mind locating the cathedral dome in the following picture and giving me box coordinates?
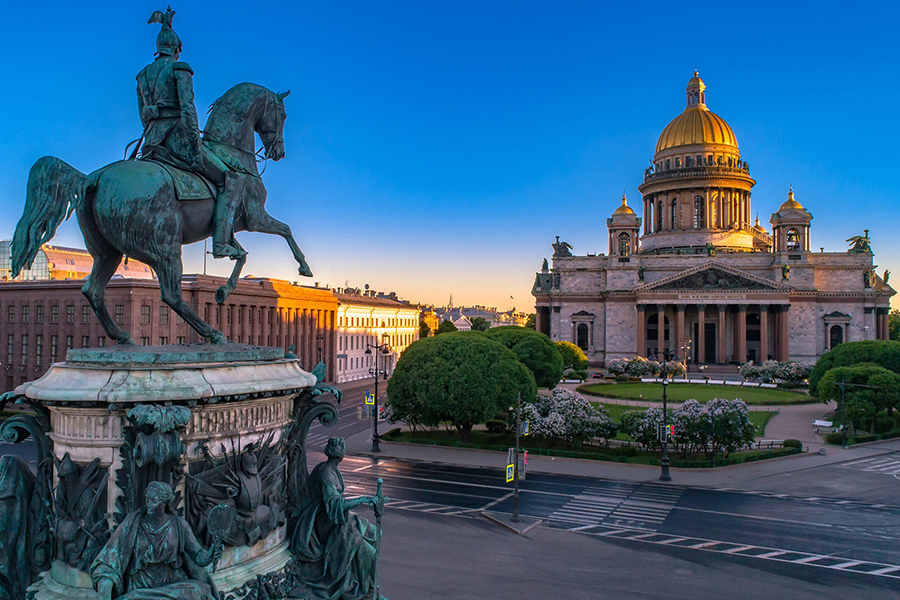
[778,186,804,211]
[655,71,739,153]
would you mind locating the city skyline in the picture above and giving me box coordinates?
[1,2,897,309]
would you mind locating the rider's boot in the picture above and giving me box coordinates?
[212,172,246,260]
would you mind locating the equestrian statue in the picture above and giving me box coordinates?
[10,7,312,345]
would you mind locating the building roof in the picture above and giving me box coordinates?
[612,194,636,216]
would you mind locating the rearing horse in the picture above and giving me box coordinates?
[11,83,312,345]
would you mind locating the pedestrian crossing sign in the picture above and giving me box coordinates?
[506,463,515,483]
[365,390,375,405]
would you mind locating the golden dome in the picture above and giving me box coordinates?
[655,71,738,153]
[613,194,635,215]
[778,186,804,211]
[656,107,738,153]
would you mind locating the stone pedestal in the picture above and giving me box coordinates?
[21,343,318,600]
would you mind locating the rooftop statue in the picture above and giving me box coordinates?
[11,7,312,345]
[846,230,872,254]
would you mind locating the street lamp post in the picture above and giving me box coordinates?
[651,348,679,482]
[365,333,391,453]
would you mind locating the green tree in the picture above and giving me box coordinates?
[890,309,900,341]
[435,320,458,335]
[385,332,536,442]
[555,341,588,370]
[469,317,491,332]
[818,363,900,431]
[525,314,536,330]
[485,326,564,389]
[809,340,900,395]
[419,321,431,339]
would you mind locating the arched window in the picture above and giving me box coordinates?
[693,195,705,229]
[657,200,663,231]
[786,228,801,251]
[830,325,843,349]
[618,232,630,256]
[576,323,589,351]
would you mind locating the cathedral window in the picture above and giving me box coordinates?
[830,325,843,349]
[670,199,677,229]
[665,159,670,170]
[618,233,630,256]
[786,228,800,251]
[576,323,589,351]
[693,196,705,229]
[675,157,681,168]
[657,201,663,231]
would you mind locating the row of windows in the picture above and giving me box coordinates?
[3,333,189,364]
[657,154,741,172]
[340,315,417,328]
[338,332,415,351]
[4,303,185,326]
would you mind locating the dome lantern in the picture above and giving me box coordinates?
[686,70,706,108]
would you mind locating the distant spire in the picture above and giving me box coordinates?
[448,293,453,310]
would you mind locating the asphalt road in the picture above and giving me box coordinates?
[335,454,900,591]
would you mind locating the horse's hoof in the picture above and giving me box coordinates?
[298,263,313,277]
[216,287,229,304]
[116,336,136,346]
[209,331,227,345]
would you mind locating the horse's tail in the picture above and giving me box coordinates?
[11,157,89,277]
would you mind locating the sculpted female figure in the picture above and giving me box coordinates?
[291,437,385,600]
[91,481,223,600]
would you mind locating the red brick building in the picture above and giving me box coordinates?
[0,274,339,392]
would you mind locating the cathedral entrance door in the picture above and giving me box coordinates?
[693,323,718,363]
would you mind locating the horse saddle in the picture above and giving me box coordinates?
[146,159,216,201]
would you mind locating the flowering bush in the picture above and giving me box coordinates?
[519,388,617,446]
[622,398,756,459]
[606,357,686,378]
[740,360,812,384]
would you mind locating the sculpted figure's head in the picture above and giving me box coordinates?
[241,452,259,476]
[145,481,175,516]
[324,437,346,460]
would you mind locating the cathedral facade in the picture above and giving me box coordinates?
[532,72,894,367]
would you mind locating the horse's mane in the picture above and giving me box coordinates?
[205,83,276,136]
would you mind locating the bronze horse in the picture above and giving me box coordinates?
[11,83,311,344]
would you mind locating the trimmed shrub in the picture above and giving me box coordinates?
[555,341,589,370]
[783,438,802,449]
[485,326,564,389]
[485,420,506,434]
[520,388,618,446]
[853,433,879,443]
[824,432,845,445]
[383,427,401,439]
[880,429,900,440]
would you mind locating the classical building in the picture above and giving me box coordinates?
[0,241,155,281]
[333,288,421,383]
[533,72,894,367]
[0,273,339,392]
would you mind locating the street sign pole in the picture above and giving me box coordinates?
[513,393,521,523]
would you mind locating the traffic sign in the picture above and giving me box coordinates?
[520,420,530,436]
[506,463,515,483]
[365,389,375,405]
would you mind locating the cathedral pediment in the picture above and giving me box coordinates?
[637,263,789,292]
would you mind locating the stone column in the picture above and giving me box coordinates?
[675,305,685,358]
[717,305,727,364]
[636,305,646,357]
[657,305,665,353]
[779,305,791,360]
[759,305,769,362]
[697,304,706,364]
[736,304,748,364]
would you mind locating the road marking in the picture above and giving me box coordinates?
[674,506,835,528]
[722,545,756,554]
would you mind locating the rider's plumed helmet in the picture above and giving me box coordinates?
[149,7,182,57]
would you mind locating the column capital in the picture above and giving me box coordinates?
[697,304,707,311]
[675,304,686,312]
[737,304,748,312]
[759,304,769,312]
[717,304,727,312]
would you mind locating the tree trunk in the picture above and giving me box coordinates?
[457,423,473,443]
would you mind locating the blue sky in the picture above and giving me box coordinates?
[1,2,898,309]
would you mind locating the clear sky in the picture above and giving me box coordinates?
[1,2,898,310]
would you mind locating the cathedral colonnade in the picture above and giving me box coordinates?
[636,302,792,364]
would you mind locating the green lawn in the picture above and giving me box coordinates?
[578,382,813,405]
[597,403,775,438]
